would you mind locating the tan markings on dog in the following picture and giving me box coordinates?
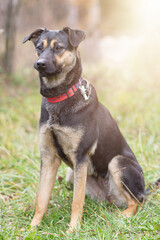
[108,156,128,206]
[51,124,87,231]
[107,173,126,207]
[50,39,57,48]
[56,50,76,67]
[108,156,123,190]
[108,156,139,215]
[35,52,39,58]
[66,141,98,183]
[41,51,75,87]
[66,160,96,182]
[42,74,67,88]
[88,140,98,157]
[52,124,84,166]
[31,124,61,227]
[121,199,138,217]
[69,161,88,231]
[86,140,98,176]
[42,39,48,48]
[42,50,76,89]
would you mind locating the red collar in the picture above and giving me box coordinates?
[46,80,81,103]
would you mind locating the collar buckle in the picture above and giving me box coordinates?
[79,78,91,101]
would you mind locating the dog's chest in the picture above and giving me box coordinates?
[45,101,84,165]
[51,124,84,164]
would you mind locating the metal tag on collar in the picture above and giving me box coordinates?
[79,78,91,101]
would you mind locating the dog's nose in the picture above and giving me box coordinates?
[37,59,46,70]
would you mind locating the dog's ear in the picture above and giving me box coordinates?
[63,27,86,47]
[23,28,46,44]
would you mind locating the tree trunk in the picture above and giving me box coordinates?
[4,0,20,74]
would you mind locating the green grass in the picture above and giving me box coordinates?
[0,68,160,240]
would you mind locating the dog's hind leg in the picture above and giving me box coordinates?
[108,155,145,216]
[31,125,61,227]
[85,175,107,202]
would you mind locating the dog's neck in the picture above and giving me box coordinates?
[40,56,82,98]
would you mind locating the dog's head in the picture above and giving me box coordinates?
[23,27,85,85]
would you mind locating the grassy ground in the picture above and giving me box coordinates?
[0,67,160,240]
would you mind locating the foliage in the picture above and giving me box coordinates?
[0,68,160,239]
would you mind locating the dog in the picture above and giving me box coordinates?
[23,27,145,231]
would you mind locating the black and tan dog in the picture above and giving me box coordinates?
[23,27,145,231]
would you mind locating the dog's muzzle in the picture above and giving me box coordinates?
[34,59,62,77]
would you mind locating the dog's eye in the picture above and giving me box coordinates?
[37,45,43,51]
[56,46,64,51]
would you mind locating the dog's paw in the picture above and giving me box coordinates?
[30,218,41,228]
[118,204,138,217]
[66,226,74,234]
[66,222,81,234]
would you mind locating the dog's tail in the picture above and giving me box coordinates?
[145,178,160,195]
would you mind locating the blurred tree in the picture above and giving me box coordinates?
[4,0,20,74]
[67,0,101,34]
[66,0,101,61]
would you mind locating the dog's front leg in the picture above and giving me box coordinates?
[31,125,61,227]
[69,160,88,231]
[31,158,61,227]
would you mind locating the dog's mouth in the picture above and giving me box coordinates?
[38,68,62,78]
